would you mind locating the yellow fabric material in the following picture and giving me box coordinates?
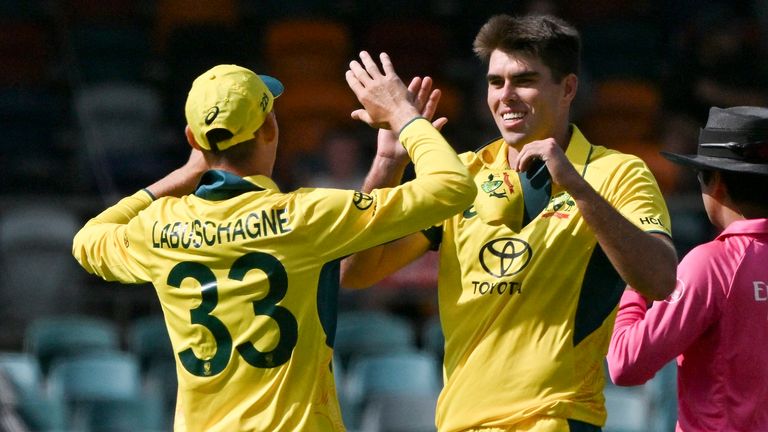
[463,416,573,431]
[73,118,475,432]
[434,126,670,431]
[185,64,283,151]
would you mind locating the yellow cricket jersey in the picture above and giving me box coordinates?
[72,118,475,432]
[427,126,671,431]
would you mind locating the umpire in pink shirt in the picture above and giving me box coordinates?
[607,106,768,432]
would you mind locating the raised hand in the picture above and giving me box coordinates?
[512,138,581,189]
[376,75,447,163]
[345,51,420,131]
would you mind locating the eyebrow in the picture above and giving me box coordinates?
[486,71,541,82]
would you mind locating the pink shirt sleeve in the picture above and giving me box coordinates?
[607,242,724,386]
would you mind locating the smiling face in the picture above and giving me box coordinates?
[486,49,576,148]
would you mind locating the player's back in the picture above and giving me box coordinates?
[72,118,477,431]
[133,175,358,431]
[123,167,471,431]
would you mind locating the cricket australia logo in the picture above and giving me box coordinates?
[480,172,514,199]
[478,237,532,278]
[542,192,575,219]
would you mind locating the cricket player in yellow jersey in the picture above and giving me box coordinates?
[342,15,678,431]
[72,51,476,432]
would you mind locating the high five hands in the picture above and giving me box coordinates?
[345,51,425,132]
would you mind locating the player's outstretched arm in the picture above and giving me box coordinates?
[73,148,209,282]
[341,60,455,288]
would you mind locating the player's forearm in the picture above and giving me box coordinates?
[361,154,409,193]
[569,180,677,300]
[340,246,386,288]
[399,118,476,212]
[72,191,153,281]
[341,233,430,288]
[146,159,207,199]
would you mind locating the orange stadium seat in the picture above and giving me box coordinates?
[153,0,239,53]
[580,79,661,148]
[273,79,358,159]
[0,20,52,86]
[263,18,352,84]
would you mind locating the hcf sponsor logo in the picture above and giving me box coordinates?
[472,237,532,296]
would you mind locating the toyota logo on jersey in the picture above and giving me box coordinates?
[478,237,533,278]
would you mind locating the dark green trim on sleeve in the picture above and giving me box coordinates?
[317,259,341,348]
[422,225,443,251]
[646,229,673,240]
[573,245,625,346]
[397,116,427,135]
[142,188,156,200]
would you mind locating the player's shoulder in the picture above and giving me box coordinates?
[588,143,647,168]
[586,144,658,188]
[459,136,505,167]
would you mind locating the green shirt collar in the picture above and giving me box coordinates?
[194,170,279,200]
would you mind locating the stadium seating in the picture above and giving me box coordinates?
[343,350,441,430]
[358,392,438,432]
[421,315,444,364]
[127,314,174,372]
[334,310,416,371]
[67,22,153,84]
[263,17,352,84]
[152,0,239,54]
[46,351,159,430]
[0,205,82,349]
[0,352,44,400]
[73,81,175,195]
[0,86,71,193]
[24,315,120,375]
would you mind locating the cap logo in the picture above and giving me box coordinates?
[205,106,220,125]
[259,93,269,112]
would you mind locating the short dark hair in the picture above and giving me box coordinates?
[701,169,768,215]
[473,14,581,81]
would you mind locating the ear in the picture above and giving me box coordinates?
[185,125,204,151]
[256,112,278,144]
[710,170,728,199]
[561,73,579,104]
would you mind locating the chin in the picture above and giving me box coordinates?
[501,132,528,146]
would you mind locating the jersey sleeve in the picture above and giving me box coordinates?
[72,190,154,283]
[607,242,724,385]
[604,156,672,238]
[293,118,474,260]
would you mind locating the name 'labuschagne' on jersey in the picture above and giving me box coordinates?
[151,208,291,249]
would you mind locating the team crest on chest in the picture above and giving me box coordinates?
[542,192,576,219]
[480,172,515,199]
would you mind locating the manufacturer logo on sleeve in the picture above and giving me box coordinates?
[353,192,373,210]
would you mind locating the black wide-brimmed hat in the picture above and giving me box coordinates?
[661,106,768,175]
